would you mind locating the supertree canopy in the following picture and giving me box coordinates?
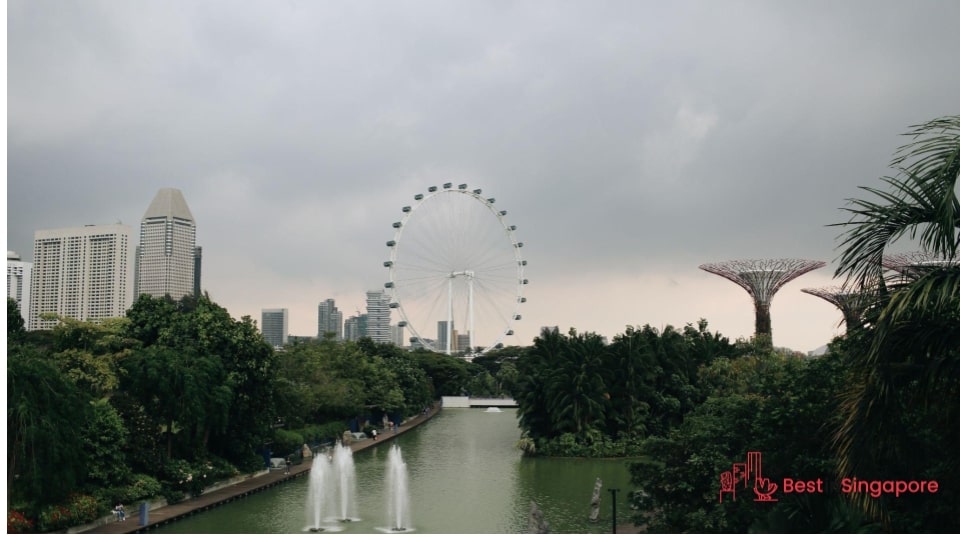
[801,285,874,330]
[699,258,826,343]
[881,250,960,280]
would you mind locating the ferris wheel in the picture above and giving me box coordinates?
[384,183,527,356]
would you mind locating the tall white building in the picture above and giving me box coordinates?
[29,224,134,331]
[366,289,391,344]
[261,308,289,349]
[317,298,343,340]
[7,251,32,326]
[135,188,197,301]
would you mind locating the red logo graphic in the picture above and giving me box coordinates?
[720,451,778,503]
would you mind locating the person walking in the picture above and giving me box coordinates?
[372,429,378,441]
[115,503,125,522]
[285,457,291,474]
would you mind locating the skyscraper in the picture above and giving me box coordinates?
[261,308,288,349]
[366,289,391,344]
[317,298,343,340]
[29,224,134,331]
[437,320,454,353]
[7,251,32,327]
[135,188,197,301]
[344,313,368,341]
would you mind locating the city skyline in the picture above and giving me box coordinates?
[8,1,960,352]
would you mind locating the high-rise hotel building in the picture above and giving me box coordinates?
[29,223,134,331]
[7,251,32,326]
[366,289,391,344]
[135,188,199,301]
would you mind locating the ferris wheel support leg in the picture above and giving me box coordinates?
[447,278,453,356]
[468,277,474,354]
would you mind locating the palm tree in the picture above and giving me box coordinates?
[832,115,960,529]
[546,331,610,437]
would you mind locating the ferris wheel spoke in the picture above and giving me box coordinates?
[388,186,525,355]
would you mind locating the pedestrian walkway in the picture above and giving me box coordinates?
[84,404,440,534]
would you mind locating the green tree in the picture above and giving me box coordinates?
[120,346,232,459]
[546,330,610,437]
[127,295,278,469]
[7,346,90,507]
[630,348,856,533]
[80,399,132,486]
[515,327,566,441]
[8,297,25,342]
[832,115,960,530]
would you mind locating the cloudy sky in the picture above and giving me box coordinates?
[7,0,960,353]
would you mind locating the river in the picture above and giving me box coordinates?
[152,408,637,534]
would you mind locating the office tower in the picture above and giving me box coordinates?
[366,289,391,344]
[390,324,404,348]
[344,313,368,341]
[317,298,343,340]
[7,251,32,327]
[135,188,197,301]
[437,320,457,353]
[29,223,134,331]
[261,308,288,349]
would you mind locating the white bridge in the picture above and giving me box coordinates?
[441,396,518,408]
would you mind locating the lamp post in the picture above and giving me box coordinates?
[608,488,620,533]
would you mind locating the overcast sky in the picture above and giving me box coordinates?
[7,0,960,353]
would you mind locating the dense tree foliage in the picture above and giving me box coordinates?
[514,321,737,457]
[6,293,438,532]
[628,346,869,533]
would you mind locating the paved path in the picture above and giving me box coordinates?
[84,404,440,534]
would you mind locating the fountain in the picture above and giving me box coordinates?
[385,445,412,532]
[304,441,359,532]
[305,452,332,532]
[331,440,359,523]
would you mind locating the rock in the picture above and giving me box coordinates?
[589,477,602,522]
[528,501,550,533]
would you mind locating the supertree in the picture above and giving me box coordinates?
[801,285,874,330]
[699,258,826,344]
[881,250,960,280]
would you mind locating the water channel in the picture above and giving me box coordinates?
[153,408,638,534]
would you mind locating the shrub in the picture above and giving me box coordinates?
[95,474,163,507]
[37,504,73,532]
[161,459,211,498]
[7,509,34,534]
[67,494,100,524]
[272,428,305,456]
